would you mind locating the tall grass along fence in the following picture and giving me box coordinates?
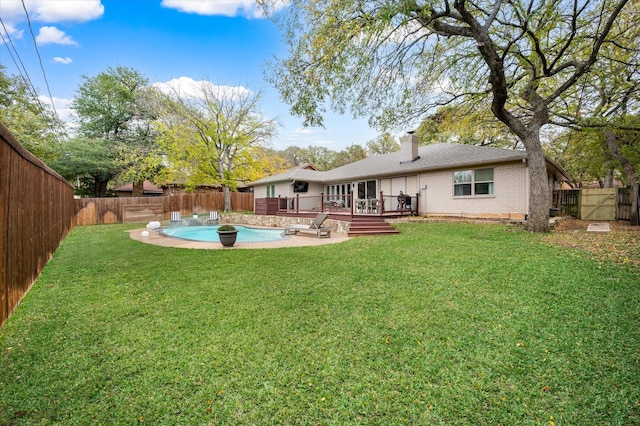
[1,122,75,327]
[76,192,255,225]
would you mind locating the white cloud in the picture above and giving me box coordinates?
[34,0,103,23]
[0,0,104,23]
[0,1,30,22]
[0,22,24,40]
[39,95,77,131]
[160,0,284,19]
[53,56,73,64]
[153,76,252,101]
[36,26,77,45]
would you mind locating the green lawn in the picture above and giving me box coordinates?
[1,222,638,425]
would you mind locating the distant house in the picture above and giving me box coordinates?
[251,133,570,220]
[114,180,164,197]
[162,181,252,195]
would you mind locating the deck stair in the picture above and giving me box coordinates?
[348,216,399,236]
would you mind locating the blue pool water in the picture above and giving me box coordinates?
[161,225,287,243]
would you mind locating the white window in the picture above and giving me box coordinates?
[454,168,494,196]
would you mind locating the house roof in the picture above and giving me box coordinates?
[251,163,325,185]
[323,143,529,182]
[252,143,532,185]
[115,180,163,194]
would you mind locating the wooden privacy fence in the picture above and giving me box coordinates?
[76,192,255,225]
[616,187,639,222]
[1,122,76,327]
[553,189,580,217]
[554,187,637,221]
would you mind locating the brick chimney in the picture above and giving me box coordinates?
[400,131,419,163]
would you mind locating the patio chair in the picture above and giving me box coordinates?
[284,213,331,238]
[170,211,182,224]
[207,211,219,224]
[368,198,379,213]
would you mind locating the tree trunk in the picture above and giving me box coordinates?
[630,183,639,226]
[484,51,551,232]
[93,179,109,198]
[522,133,551,232]
[605,130,639,225]
[132,180,144,197]
[603,169,615,188]
[223,186,232,212]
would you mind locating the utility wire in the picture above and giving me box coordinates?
[0,9,64,144]
[0,17,62,145]
[20,0,60,122]
[0,16,43,104]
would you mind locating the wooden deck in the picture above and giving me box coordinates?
[274,211,406,236]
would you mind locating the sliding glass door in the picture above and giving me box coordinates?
[357,180,377,199]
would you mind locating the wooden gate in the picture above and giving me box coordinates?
[580,188,616,221]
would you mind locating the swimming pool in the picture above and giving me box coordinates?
[161,225,287,243]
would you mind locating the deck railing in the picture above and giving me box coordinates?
[276,192,418,217]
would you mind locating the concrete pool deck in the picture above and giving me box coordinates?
[128,227,350,250]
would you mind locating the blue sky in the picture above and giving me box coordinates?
[0,0,380,151]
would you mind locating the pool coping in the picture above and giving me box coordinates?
[128,226,350,250]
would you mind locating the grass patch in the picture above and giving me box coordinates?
[1,222,639,424]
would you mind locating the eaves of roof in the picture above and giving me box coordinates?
[250,164,325,185]
[321,143,527,183]
[545,156,572,181]
[251,143,570,185]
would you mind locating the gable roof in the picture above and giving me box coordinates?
[251,163,325,185]
[251,143,564,185]
[322,143,527,182]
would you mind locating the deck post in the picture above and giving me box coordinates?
[295,194,299,214]
[350,192,355,217]
[379,190,384,216]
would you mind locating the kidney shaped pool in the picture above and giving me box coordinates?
[161,225,287,243]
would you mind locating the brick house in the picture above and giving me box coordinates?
[251,133,570,220]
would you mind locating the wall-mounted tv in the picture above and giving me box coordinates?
[293,181,309,193]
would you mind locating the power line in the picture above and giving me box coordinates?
[0,11,64,144]
[20,0,60,121]
[0,16,43,103]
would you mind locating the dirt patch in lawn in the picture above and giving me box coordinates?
[543,218,640,269]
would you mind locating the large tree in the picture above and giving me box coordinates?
[279,145,338,169]
[49,137,121,197]
[263,0,634,232]
[366,132,400,155]
[156,82,276,211]
[72,66,162,196]
[416,106,520,149]
[0,65,64,162]
[548,6,640,224]
[334,144,368,167]
[545,129,609,188]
